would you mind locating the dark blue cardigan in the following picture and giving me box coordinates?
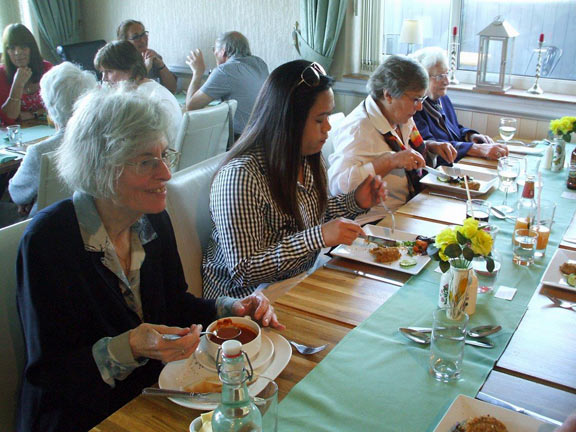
[16,199,216,432]
[413,95,477,164]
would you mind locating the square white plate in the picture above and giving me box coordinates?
[331,225,431,275]
[540,248,576,292]
[433,394,555,432]
[420,165,498,197]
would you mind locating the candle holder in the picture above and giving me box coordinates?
[448,32,459,85]
[527,40,544,95]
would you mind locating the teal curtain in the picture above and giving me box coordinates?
[294,0,348,72]
[28,0,81,60]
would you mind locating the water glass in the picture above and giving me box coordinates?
[7,124,22,147]
[429,307,469,382]
[534,200,556,259]
[513,228,538,266]
[252,377,278,432]
[499,117,517,143]
[465,199,491,223]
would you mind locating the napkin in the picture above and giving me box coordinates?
[0,150,18,163]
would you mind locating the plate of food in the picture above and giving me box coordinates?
[540,248,576,292]
[158,330,290,410]
[330,225,433,275]
[421,165,498,197]
[434,394,556,432]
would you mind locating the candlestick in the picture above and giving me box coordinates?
[527,35,544,95]
[448,26,459,85]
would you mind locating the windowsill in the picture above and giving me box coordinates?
[335,74,575,120]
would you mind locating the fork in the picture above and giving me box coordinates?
[380,199,395,234]
[546,295,576,311]
[288,340,328,355]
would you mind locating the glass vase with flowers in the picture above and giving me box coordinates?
[549,116,576,172]
[430,218,494,318]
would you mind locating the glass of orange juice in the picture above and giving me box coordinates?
[534,200,556,258]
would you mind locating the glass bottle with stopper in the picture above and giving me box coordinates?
[212,340,262,432]
[515,175,537,231]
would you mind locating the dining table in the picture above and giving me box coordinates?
[91,141,576,431]
[0,121,55,174]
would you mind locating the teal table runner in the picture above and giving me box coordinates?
[278,147,576,431]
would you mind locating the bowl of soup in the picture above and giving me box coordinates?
[204,316,262,362]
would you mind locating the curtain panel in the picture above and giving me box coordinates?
[295,0,348,72]
[29,0,81,60]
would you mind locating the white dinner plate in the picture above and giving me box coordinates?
[194,333,275,372]
[540,248,576,292]
[506,141,544,155]
[159,331,291,410]
[433,394,556,432]
[420,165,498,197]
[331,225,431,275]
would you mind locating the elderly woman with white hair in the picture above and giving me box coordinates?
[8,61,97,216]
[328,55,457,211]
[412,47,508,161]
[16,86,283,432]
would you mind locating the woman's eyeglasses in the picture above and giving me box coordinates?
[128,31,149,41]
[295,62,327,89]
[430,73,449,82]
[125,148,180,175]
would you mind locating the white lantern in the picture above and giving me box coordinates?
[474,17,519,93]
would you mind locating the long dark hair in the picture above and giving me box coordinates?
[93,41,147,81]
[223,60,334,229]
[2,24,44,83]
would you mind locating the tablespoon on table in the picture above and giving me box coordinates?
[288,340,328,355]
[399,328,494,349]
[546,295,576,311]
[406,324,502,339]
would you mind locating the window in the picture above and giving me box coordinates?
[363,0,575,83]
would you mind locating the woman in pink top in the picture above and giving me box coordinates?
[0,24,52,125]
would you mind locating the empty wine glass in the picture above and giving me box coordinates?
[499,118,517,144]
[495,157,520,214]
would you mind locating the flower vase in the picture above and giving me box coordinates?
[550,137,566,172]
[438,265,478,316]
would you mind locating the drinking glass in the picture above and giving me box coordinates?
[465,199,491,223]
[429,307,468,382]
[534,200,556,259]
[6,124,22,147]
[499,117,517,143]
[252,377,278,432]
[495,157,520,213]
[513,228,538,266]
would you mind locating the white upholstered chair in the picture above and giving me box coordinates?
[0,219,30,431]
[322,112,346,167]
[36,150,72,211]
[166,153,226,297]
[174,100,237,172]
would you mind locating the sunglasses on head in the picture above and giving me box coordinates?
[295,62,327,89]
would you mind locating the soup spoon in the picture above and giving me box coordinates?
[162,326,241,341]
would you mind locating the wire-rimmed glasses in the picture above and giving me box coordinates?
[128,31,149,41]
[125,148,180,176]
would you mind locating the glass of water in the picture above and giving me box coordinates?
[499,117,517,144]
[6,124,23,147]
[513,228,538,266]
[495,156,520,214]
[429,307,468,382]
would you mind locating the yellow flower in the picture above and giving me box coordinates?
[456,218,479,240]
[550,116,576,136]
[471,229,493,256]
[435,227,457,249]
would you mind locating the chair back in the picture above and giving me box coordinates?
[36,151,72,212]
[56,40,107,77]
[166,153,227,297]
[0,219,31,431]
[322,112,346,167]
[174,100,237,172]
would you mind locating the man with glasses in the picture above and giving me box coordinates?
[412,47,508,162]
[328,55,457,213]
[185,31,268,140]
[117,20,177,93]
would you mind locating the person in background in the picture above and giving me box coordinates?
[202,60,387,299]
[185,31,268,140]
[411,47,508,162]
[0,23,52,125]
[16,85,283,432]
[328,55,457,212]
[8,62,97,217]
[94,40,182,137]
[117,19,177,93]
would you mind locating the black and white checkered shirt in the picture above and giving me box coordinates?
[202,147,365,299]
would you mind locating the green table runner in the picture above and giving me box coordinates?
[278,147,576,431]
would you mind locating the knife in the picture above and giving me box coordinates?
[424,166,451,180]
[323,262,404,287]
[358,234,398,247]
[398,328,494,348]
[142,387,221,403]
[428,192,468,202]
[476,392,562,426]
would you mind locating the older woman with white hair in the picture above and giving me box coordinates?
[412,47,508,161]
[16,85,282,432]
[8,61,97,216]
[328,55,457,211]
